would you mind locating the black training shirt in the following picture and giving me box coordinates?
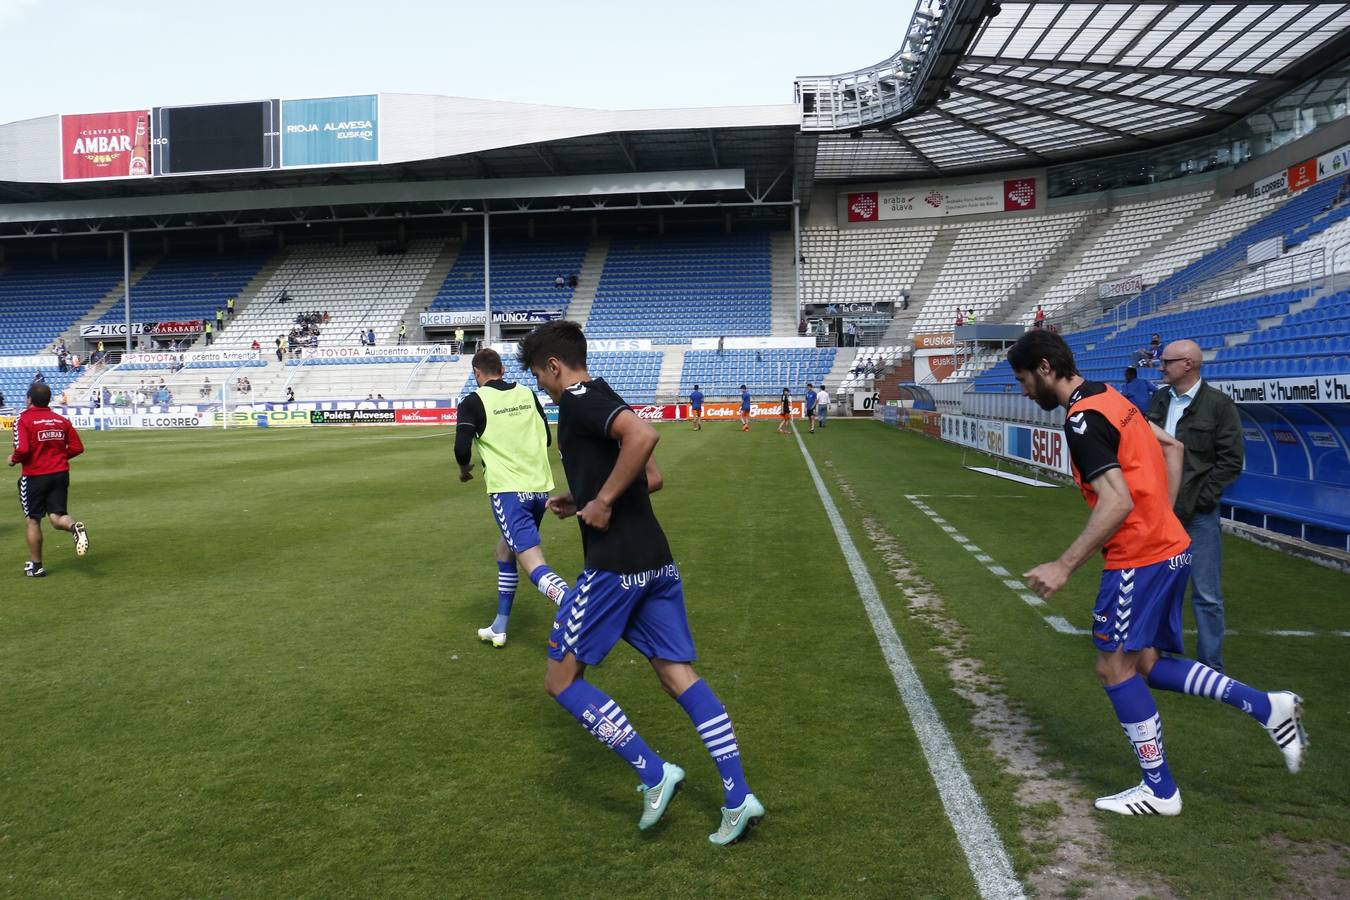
[556,378,673,573]
[1065,381,1122,483]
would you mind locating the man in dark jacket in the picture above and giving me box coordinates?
[1147,339,1243,671]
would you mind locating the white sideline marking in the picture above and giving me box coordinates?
[795,428,1024,900]
[906,495,1342,640]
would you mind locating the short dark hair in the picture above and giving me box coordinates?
[471,347,504,376]
[28,383,51,407]
[1007,331,1079,379]
[739,384,746,390]
[693,384,700,391]
[1125,366,1138,380]
[517,320,587,371]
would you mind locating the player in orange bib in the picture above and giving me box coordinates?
[1009,332,1307,817]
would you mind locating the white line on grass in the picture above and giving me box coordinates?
[907,495,1346,640]
[793,428,1025,900]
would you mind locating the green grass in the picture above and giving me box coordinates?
[0,421,1345,898]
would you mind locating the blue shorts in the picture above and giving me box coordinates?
[548,565,697,666]
[490,491,548,554]
[1091,549,1191,654]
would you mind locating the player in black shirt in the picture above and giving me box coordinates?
[518,320,764,845]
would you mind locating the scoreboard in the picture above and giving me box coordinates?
[61,94,378,182]
[152,100,281,176]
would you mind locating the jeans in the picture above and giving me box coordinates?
[1184,505,1225,671]
[817,403,828,427]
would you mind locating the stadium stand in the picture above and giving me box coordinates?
[216,241,441,348]
[584,232,772,342]
[0,366,83,408]
[800,225,937,308]
[428,237,589,312]
[911,210,1095,335]
[0,259,125,356]
[678,348,836,397]
[96,251,272,332]
[1027,190,1214,321]
[459,350,664,405]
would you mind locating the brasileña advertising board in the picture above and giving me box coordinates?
[61,94,379,181]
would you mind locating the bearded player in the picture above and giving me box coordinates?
[1009,331,1307,816]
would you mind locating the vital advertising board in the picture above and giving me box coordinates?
[846,178,1037,223]
[152,100,281,176]
[282,95,379,168]
[61,110,151,181]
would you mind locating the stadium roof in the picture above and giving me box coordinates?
[0,98,800,232]
[799,1,1350,181]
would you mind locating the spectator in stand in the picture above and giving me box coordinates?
[816,384,830,428]
[454,327,466,352]
[567,272,578,289]
[1136,333,1163,368]
[251,338,261,358]
[1120,367,1154,413]
[70,354,81,371]
[955,310,965,327]
[204,321,214,346]
[32,371,44,384]
[0,391,5,407]
[755,350,762,363]
[554,274,566,289]
[56,342,68,373]
[227,296,236,318]
[798,318,808,336]
[1034,305,1046,330]
[1147,339,1244,672]
[367,393,375,401]
[846,321,858,347]
[376,394,385,400]
[367,328,376,346]
[215,308,225,332]
[864,359,876,377]
[900,290,910,311]
[717,336,725,356]
[398,322,408,345]
[286,387,295,403]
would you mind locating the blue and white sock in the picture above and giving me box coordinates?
[492,560,517,633]
[1104,675,1178,798]
[1148,656,1271,723]
[529,564,569,606]
[556,679,663,786]
[676,679,749,807]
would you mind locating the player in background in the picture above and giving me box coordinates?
[689,384,704,432]
[804,383,818,434]
[777,388,791,435]
[1009,332,1307,816]
[456,348,570,648]
[739,385,751,432]
[519,320,764,845]
[9,383,89,577]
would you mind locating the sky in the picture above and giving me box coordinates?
[0,0,914,123]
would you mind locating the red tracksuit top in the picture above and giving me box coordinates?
[10,407,84,476]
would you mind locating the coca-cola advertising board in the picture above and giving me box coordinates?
[61,110,151,180]
[630,404,682,421]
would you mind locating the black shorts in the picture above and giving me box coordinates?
[19,471,69,519]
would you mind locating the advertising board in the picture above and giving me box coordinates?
[697,402,804,419]
[846,178,1037,222]
[1212,374,1350,404]
[282,95,378,168]
[420,309,564,327]
[61,110,151,180]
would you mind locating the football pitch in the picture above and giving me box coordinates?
[2,421,1347,898]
